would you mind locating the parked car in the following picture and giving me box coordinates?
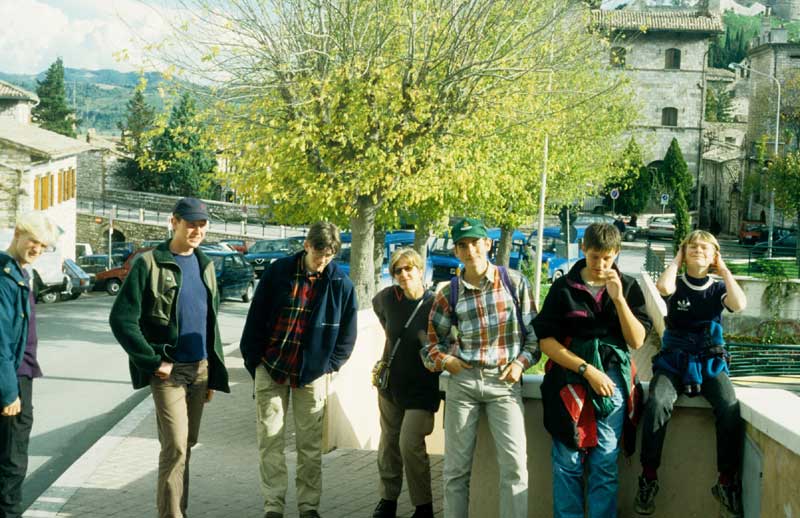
[199,241,234,252]
[111,242,136,261]
[751,233,798,257]
[647,216,676,240]
[141,239,165,248]
[59,259,93,301]
[527,227,583,281]
[77,254,126,276]
[738,220,765,245]
[245,236,306,278]
[336,231,433,288]
[205,251,255,302]
[95,248,153,295]
[75,242,93,258]
[220,239,248,254]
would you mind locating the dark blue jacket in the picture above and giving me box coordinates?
[0,252,30,406]
[240,251,358,386]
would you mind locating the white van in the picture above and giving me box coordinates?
[0,228,70,303]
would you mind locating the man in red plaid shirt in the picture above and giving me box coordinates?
[240,222,358,518]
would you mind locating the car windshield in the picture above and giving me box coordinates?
[250,238,303,254]
[651,217,672,224]
[430,237,454,255]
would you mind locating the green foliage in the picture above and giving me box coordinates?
[604,137,650,215]
[709,13,757,69]
[781,70,800,151]
[661,139,691,252]
[31,58,79,137]
[143,92,217,197]
[705,85,733,123]
[118,83,156,191]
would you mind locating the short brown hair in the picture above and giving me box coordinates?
[306,221,341,254]
[680,230,720,254]
[583,223,621,252]
[389,248,424,276]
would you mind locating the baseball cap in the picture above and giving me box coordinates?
[451,217,489,243]
[173,197,209,221]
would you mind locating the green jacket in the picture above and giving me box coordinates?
[109,241,230,392]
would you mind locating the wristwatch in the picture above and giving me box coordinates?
[577,362,589,377]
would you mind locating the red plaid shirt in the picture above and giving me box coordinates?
[262,255,320,387]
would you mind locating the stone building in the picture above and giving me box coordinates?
[766,0,800,20]
[740,23,800,223]
[591,8,725,194]
[0,86,90,259]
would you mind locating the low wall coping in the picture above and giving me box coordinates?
[736,386,800,457]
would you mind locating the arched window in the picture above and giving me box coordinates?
[662,107,678,127]
[610,47,626,67]
[665,48,681,69]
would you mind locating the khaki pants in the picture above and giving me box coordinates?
[150,360,208,518]
[377,393,435,506]
[255,367,327,515]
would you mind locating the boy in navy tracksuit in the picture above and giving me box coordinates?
[634,230,747,517]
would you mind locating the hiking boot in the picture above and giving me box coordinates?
[410,502,434,518]
[634,475,659,515]
[712,482,743,518]
[372,499,397,518]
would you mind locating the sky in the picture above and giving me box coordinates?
[0,0,175,74]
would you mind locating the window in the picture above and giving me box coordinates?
[661,107,678,127]
[665,48,681,70]
[610,47,626,68]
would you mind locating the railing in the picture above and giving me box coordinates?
[644,240,667,279]
[728,342,800,377]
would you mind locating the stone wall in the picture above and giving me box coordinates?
[76,149,131,199]
[76,212,253,254]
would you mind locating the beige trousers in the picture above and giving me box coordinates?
[377,393,435,506]
[255,367,327,515]
[149,360,208,518]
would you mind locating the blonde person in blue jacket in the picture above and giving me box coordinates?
[1,212,58,518]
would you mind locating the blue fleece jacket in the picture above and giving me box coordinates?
[0,252,30,407]
[239,252,358,386]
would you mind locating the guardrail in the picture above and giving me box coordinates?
[728,342,800,377]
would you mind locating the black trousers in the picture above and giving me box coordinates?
[0,376,33,518]
[640,370,743,476]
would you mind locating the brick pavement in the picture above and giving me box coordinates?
[25,352,443,518]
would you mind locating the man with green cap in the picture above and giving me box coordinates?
[424,217,539,518]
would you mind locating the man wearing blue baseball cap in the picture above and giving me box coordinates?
[424,217,539,518]
[110,197,230,518]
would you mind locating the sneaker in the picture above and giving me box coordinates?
[634,475,659,515]
[372,499,397,518]
[299,511,321,518]
[712,482,743,518]
[411,502,434,518]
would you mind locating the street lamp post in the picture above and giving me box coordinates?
[730,62,780,258]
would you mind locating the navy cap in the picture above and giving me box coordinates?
[173,197,209,221]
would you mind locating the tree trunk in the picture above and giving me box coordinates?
[413,219,434,270]
[374,228,386,290]
[495,224,514,267]
[350,196,378,309]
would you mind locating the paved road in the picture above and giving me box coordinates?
[21,290,252,510]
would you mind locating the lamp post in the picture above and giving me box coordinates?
[729,62,780,258]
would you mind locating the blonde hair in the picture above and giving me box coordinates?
[15,212,59,246]
[680,230,720,255]
[389,247,424,276]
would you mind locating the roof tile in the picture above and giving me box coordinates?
[590,9,724,34]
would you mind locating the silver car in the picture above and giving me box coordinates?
[647,216,675,240]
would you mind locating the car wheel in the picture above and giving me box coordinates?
[242,282,254,302]
[61,292,81,301]
[106,279,122,296]
[40,291,59,304]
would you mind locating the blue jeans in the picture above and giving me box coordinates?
[443,367,528,518]
[551,368,625,518]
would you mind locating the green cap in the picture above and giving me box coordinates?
[451,218,489,243]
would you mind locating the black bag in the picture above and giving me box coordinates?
[371,296,427,390]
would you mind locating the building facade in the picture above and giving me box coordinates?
[592,9,724,191]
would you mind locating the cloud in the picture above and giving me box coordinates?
[0,0,174,74]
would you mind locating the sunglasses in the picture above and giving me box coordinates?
[393,265,416,275]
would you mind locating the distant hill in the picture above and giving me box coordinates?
[0,68,167,136]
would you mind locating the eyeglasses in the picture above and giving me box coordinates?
[393,265,416,275]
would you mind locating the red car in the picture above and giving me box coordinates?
[95,248,153,295]
[220,239,248,254]
[738,220,765,245]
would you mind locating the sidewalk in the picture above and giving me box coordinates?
[24,349,443,518]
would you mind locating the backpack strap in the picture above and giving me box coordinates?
[449,275,459,329]
[498,266,528,339]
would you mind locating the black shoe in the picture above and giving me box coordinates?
[410,502,434,518]
[299,511,321,518]
[264,513,283,518]
[634,475,659,515]
[712,482,743,518]
[372,499,397,518]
